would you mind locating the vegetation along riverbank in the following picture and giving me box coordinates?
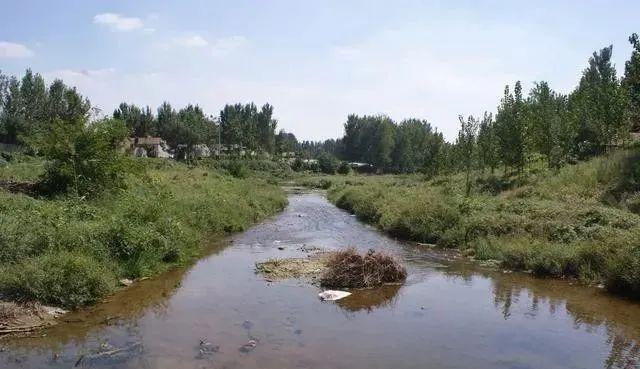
[325,149,640,297]
[0,154,286,309]
[1,29,640,313]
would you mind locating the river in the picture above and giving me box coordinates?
[2,192,640,369]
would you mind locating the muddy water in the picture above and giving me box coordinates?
[3,192,640,369]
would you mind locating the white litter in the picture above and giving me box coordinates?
[318,290,352,301]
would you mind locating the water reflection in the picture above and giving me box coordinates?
[3,193,640,369]
[440,264,640,369]
[335,284,403,313]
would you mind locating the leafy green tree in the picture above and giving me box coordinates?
[526,81,570,167]
[176,104,216,160]
[45,80,91,124]
[373,116,396,171]
[0,70,8,114]
[623,33,640,132]
[423,129,446,177]
[317,151,339,174]
[337,161,351,175]
[19,69,48,138]
[113,103,155,137]
[0,77,24,144]
[476,112,498,174]
[570,45,627,156]
[457,115,478,195]
[392,119,428,173]
[495,82,527,174]
[275,129,298,154]
[257,103,277,154]
[156,101,179,151]
[219,103,276,154]
[38,117,129,197]
[155,102,216,160]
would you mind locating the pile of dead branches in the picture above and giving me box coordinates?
[320,248,406,288]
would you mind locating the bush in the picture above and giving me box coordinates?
[0,160,287,308]
[317,152,339,174]
[0,252,116,308]
[326,152,640,298]
[605,244,640,298]
[291,157,304,172]
[38,118,130,197]
[224,160,248,178]
[337,161,352,175]
[320,248,407,288]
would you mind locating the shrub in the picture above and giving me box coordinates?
[291,157,304,172]
[605,245,640,298]
[320,248,406,288]
[317,152,339,174]
[337,161,352,175]
[0,159,287,308]
[224,160,248,178]
[38,118,130,197]
[0,251,116,308]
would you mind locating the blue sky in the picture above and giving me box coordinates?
[1,0,639,141]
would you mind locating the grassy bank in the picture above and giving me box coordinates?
[0,156,287,308]
[326,150,640,298]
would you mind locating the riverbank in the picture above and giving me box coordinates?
[322,150,640,298]
[2,191,639,369]
[0,156,287,310]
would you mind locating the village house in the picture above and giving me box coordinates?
[126,137,172,158]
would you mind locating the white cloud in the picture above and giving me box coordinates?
[173,35,209,48]
[0,41,34,58]
[45,68,116,84]
[333,46,361,60]
[211,36,248,57]
[93,13,144,32]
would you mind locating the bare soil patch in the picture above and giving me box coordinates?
[0,301,66,335]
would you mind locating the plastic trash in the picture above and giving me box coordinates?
[318,290,352,301]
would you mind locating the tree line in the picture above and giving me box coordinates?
[0,71,281,159]
[314,33,640,178]
[114,101,278,159]
[2,32,640,178]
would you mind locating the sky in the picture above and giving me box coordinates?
[1,0,639,141]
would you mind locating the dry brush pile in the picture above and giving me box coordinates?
[320,248,407,288]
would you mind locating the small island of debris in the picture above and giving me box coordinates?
[255,248,407,288]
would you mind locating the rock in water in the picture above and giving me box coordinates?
[318,290,351,301]
[239,339,258,353]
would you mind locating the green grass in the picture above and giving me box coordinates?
[327,150,640,298]
[0,152,45,182]
[0,157,287,308]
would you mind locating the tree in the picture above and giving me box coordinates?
[0,77,24,144]
[317,152,339,174]
[457,115,478,195]
[392,119,428,173]
[38,117,129,197]
[176,104,216,160]
[113,103,155,137]
[219,103,277,155]
[257,103,277,154]
[624,33,640,132]
[476,112,498,174]
[495,82,526,174]
[570,45,627,156]
[19,69,48,139]
[526,81,569,167]
[275,129,298,154]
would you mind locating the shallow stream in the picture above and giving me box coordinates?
[2,192,640,369]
